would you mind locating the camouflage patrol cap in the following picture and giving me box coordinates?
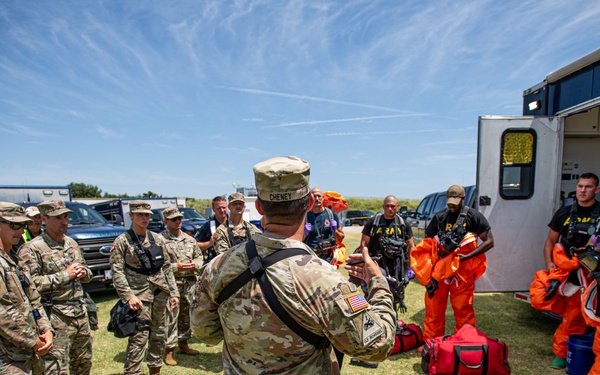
[38,200,73,217]
[162,206,183,220]
[0,202,33,225]
[129,200,152,214]
[253,156,310,202]
[228,192,245,204]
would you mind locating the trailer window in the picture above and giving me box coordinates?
[500,130,536,199]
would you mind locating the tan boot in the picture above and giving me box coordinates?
[178,341,200,355]
[164,348,177,366]
[149,367,161,375]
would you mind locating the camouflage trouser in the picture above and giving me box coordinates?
[42,312,92,375]
[0,355,39,375]
[124,292,169,375]
[166,277,196,349]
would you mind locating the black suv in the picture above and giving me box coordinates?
[346,210,375,226]
[21,201,127,291]
[148,207,208,236]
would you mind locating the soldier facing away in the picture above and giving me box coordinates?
[191,156,397,374]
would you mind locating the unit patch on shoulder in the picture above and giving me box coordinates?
[346,293,369,312]
[362,312,383,346]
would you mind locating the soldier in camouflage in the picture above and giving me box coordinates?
[109,200,179,375]
[0,202,54,375]
[18,200,93,375]
[213,192,261,254]
[159,206,203,366]
[191,156,397,374]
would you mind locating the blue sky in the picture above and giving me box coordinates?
[1,1,599,200]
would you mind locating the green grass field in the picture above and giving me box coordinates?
[89,232,558,374]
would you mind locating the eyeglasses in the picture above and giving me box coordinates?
[0,219,27,230]
[170,217,182,222]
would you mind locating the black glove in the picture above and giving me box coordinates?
[544,279,560,301]
[592,271,600,284]
[567,246,579,258]
[426,279,439,299]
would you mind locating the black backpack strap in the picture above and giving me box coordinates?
[371,213,382,237]
[453,205,469,230]
[245,240,329,349]
[567,202,579,242]
[217,241,328,348]
[217,246,309,304]
[591,201,600,220]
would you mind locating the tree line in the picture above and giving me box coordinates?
[68,182,163,199]
[68,182,420,216]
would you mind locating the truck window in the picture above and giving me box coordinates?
[431,194,447,214]
[416,195,434,218]
[500,129,536,199]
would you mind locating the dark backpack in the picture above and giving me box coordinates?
[107,299,149,338]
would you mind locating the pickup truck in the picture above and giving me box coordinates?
[345,210,375,226]
[407,185,476,241]
[148,207,208,236]
[22,201,127,291]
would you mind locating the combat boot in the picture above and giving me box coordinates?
[178,341,200,355]
[164,349,177,366]
[149,366,161,375]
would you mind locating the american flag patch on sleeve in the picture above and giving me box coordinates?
[346,293,369,312]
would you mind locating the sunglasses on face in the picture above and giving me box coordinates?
[0,219,27,230]
[170,217,182,222]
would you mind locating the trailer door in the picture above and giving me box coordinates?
[475,116,561,292]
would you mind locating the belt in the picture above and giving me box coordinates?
[126,264,161,276]
[52,300,83,306]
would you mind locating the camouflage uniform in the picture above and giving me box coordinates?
[0,249,53,375]
[191,156,397,374]
[110,230,179,375]
[160,228,203,349]
[213,220,261,254]
[192,234,396,373]
[18,232,93,375]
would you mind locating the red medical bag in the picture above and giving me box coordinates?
[421,324,510,374]
[389,320,424,355]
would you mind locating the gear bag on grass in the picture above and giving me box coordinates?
[421,324,510,375]
[107,299,150,338]
[389,320,425,356]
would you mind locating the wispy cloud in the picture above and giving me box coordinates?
[421,139,477,147]
[263,114,430,129]
[94,124,121,138]
[2,123,57,138]
[225,86,414,114]
[326,129,439,137]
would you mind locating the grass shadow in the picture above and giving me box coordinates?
[172,351,224,372]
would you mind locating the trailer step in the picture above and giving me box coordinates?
[513,291,530,303]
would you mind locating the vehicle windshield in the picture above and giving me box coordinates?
[68,204,108,225]
[179,207,206,222]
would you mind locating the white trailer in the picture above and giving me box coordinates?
[0,185,72,203]
[475,48,600,293]
[90,197,180,228]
